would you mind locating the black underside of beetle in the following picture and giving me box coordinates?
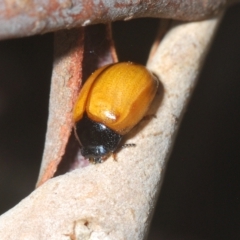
[75,114,122,163]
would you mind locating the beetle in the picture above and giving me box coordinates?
[73,62,159,163]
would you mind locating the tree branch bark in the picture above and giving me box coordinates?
[0,0,235,40]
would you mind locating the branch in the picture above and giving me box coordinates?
[0,0,235,40]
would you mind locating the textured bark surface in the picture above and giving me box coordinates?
[36,28,84,186]
[0,14,222,239]
[0,0,235,40]
[37,24,117,186]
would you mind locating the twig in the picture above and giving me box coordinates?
[0,0,234,40]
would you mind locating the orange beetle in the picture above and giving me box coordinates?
[73,62,158,163]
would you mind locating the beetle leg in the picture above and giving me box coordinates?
[121,143,136,149]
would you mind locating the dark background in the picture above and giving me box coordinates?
[0,4,240,239]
